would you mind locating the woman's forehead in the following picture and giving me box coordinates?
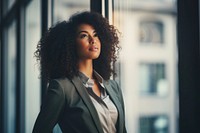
[76,24,95,32]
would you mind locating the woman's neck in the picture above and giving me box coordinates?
[78,60,93,79]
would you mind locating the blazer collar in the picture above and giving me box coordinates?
[71,76,104,133]
[71,76,123,133]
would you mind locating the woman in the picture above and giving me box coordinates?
[33,11,126,133]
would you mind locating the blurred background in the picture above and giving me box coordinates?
[0,0,199,133]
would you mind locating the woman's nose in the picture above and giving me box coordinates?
[89,36,96,44]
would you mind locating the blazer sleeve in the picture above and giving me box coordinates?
[32,79,65,133]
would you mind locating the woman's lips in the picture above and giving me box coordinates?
[89,46,98,52]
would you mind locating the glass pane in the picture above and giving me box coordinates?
[139,63,168,96]
[3,20,17,133]
[25,0,41,132]
[53,0,90,23]
[139,115,169,133]
[113,0,178,133]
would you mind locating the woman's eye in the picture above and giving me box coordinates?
[94,33,98,37]
[80,34,88,39]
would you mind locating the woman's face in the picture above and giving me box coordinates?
[76,24,101,60]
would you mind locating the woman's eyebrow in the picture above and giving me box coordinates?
[77,30,96,34]
[78,31,88,34]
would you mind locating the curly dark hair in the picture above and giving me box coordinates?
[35,11,120,81]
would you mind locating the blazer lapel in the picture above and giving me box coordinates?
[104,81,124,133]
[71,76,104,133]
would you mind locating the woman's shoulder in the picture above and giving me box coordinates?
[105,79,120,92]
[49,77,78,99]
[107,79,118,87]
[52,77,71,84]
[49,77,74,91]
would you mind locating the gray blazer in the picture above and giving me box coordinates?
[33,76,126,133]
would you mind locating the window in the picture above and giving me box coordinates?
[1,0,187,132]
[139,21,164,44]
[139,63,167,96]
[139,115,169,133]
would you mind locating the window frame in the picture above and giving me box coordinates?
[178,0,200,132]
